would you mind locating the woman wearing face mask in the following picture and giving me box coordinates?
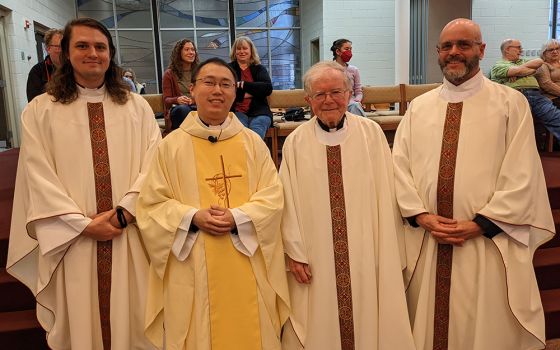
[331,39,368,117]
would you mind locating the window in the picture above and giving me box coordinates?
[77,0,301,92]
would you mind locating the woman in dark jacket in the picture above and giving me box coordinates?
[162,39,199,131]
[229,36,273,139]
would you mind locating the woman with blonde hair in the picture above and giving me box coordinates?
[228,36,273,139]
[163,39,199,130]
[536,38,560,106]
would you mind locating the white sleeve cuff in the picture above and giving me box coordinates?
[230,208,258,257]
[172,208,199,261]
[118,192,138,217]
[34,214,91,256]
[490,219,530,246]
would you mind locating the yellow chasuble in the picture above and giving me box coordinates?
[137,113,289,350]
[191,135,261,350]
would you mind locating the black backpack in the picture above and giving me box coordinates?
[283,107,306,121]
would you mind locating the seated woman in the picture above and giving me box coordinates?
[163,39,199,131]
[536,39,560,106]
[123,68,145,94]
[331,39,368,117]
[228,36,273,139]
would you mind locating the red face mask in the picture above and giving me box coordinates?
[340,50,352,63]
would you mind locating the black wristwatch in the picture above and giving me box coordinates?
[116,207,128,228]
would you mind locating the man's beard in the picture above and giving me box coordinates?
[439,54,480,84]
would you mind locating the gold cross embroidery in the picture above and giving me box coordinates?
[205,155,242,208]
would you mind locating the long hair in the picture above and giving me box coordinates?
[168,39,199,80]
[229,36,261,65]
[122,67,138,83]
[330,39,351,60]
[47,18,129,104]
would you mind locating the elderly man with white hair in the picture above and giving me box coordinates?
[279,60,414,350]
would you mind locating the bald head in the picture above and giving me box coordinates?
[499,38,524,62]
[440,18,482,43]
[437,18,485,85]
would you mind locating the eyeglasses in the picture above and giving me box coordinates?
[545,47,560,53]
[309,89,348,102]
[437,40,482,52]
[195,77,235,90]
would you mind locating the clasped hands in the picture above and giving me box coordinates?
[415,213,482,246]
[192,205,236,236]
[177,95,193,105]
[82,208,133,241]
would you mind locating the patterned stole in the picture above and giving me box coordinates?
[432,102,463,350]
[87,102,113,350]
[326,145,355,350]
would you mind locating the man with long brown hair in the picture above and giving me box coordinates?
[8,17,160,350]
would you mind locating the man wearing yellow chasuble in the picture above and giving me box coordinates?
[137,58,290,350]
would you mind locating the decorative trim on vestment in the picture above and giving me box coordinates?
[433,102,462,350]
[326,145,355,350]
[87,102,113,350]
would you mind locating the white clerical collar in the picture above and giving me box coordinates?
[197,115,231,130]
[314,116,348,146]
[78,84,106,103]
[439,69,484,103]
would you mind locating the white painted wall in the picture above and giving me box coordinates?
[300,0,323,79]
[473,0,550,76]
[0,0,75,145]
[318,0,396,86]
[395,0,410,84]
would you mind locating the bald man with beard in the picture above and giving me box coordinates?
[393,18,555,350]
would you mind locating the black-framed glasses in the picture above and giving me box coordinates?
[437,40,482,52]
[195,77,235,90]
[309,89,348,102]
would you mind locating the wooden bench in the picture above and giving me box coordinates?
[141,83,445,168]
[141,93,278,163]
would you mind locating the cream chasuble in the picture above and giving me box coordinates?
[280,114,414,350]
[7,88,161,350]
[137,112,289,350]
[393,76,555,350]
